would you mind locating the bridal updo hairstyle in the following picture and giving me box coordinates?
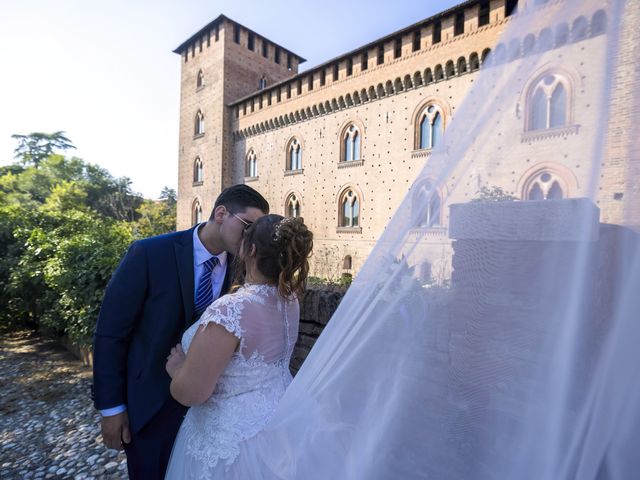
[236,215,313,297]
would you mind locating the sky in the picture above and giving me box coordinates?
[0,0,461,199]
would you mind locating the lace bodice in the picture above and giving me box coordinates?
[177,283,299,474]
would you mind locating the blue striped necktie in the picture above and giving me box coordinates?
[193,256,219,319]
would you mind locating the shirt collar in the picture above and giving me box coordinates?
[193,223,228,268]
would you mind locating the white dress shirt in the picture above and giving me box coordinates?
[100,224,228,417]
[192,223,228,303]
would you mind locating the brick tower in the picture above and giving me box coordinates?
[173,15,304,229]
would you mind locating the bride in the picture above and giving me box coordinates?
[164,214,313,478]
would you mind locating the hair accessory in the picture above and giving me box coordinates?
[273,217,297,244]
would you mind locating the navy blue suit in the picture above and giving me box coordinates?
[93,226,234,478]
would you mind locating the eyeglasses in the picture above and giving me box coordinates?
[232,213,253,231]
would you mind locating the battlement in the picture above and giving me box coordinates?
[173,14,306,73]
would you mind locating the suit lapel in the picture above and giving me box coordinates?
[174,227,196,326]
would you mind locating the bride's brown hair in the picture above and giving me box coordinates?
[234,215,313,297]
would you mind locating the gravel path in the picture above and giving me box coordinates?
[0,331,128,479]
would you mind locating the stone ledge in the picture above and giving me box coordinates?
[411,149,433,159]
[521,124,580,143]
[337,159,364,169]
[449,198,600,241]
[336,226,363,234]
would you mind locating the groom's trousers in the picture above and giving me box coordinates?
[123,396,188,479]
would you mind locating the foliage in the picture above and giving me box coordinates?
[12,131,75,167]
[133,196,177,239]
[472,185,518,202]
[0,133,176,344]
[307,274,352,289]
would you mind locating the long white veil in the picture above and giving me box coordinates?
[232,0,640,478]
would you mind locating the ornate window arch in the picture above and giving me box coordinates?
[413,100,447,150]
[525,71,573,131]
[192,199,203,225]
[193,157,203,184]
[338,188,361,228]
[518,163,576,201]
[286,137,302,171]
[412,179,442,227]
[194,110,205,135]
[523,170,565,200]
[245,149,257,178]
[340,124,362,162]
[196,70,205,89]
[285,192,302,218]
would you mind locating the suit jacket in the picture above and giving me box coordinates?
[92,226,235,434]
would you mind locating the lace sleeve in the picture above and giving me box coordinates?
[198,294,244,339]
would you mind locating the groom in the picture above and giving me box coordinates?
[93,184,269,479]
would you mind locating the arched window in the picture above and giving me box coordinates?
[339,189,360,227]
[193,157,203,184]
[192,200,203,225]
[196,70,205,89]
[481,48,492,66]
[591,10,607,36]
[525,171,565,200]
[434,64,444,81]
[194,110,205,135]
[343,255,353,270]
[445,60,455,78]
[418,104,444,150]
[424,68,434,84]
[508,39,521,61]
[538,28,553,52]
[342,125,361,162]
[527,73,570,131]
[245,149,257,177]
[523,34,536,56]
[571,17,588,42]
[493,43,506,64]
[286,193,301,218]
[416,180,442,227]
[556,23,569,46]
[457,57,467,74]
[469,52,480,71]
[287,138,302,170]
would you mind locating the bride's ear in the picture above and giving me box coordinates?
[249,244,257,257]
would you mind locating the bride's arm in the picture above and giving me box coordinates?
[168,324,239,406]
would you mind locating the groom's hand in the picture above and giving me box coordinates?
[101,411,131,450]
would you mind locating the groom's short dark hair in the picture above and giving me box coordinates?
[211,184,269,219]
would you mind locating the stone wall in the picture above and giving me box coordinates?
[444,198,639,456]
[290,286,346,375]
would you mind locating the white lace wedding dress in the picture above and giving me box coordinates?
[165,283,299,479]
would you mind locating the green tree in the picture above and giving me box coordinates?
[0,133,160,342]
[133,188,177,238]
[159,186,177,207]
[12,131,76,167]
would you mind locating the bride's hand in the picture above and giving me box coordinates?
[166,343,186,379]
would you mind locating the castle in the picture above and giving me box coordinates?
[174,0,636,281]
